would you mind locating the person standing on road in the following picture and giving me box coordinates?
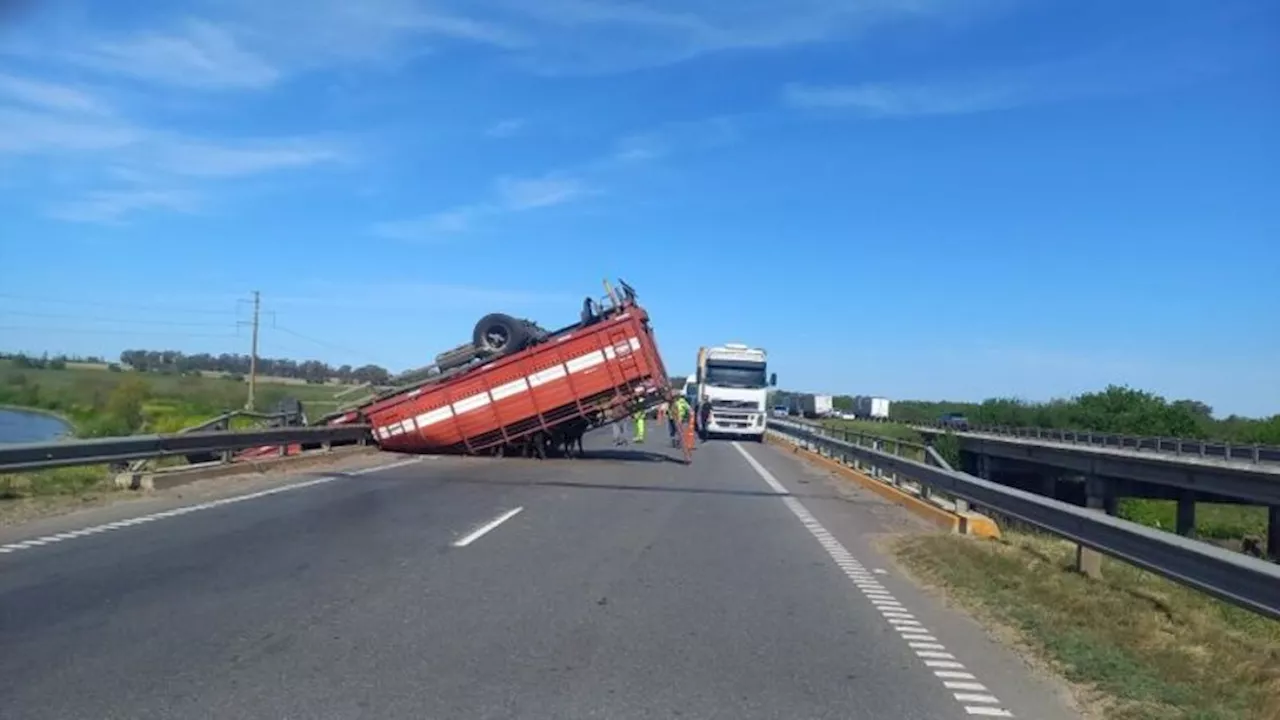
[632,408,647,444]
[699,400,712,441]
[670,395,690,447]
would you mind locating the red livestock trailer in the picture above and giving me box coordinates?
[334,280,684,460]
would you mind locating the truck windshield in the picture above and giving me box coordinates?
[705,361,767,389]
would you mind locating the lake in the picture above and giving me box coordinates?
[0,408,73,444]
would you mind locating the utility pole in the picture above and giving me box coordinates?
[246,290,260,410]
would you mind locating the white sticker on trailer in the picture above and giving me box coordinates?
[388,424,405,436]
[377,427,391,439]
[566,350,606,374]
[528,364,567,387]
[414,406,454,428]
[490,378,529,401]
[452,392,491,415]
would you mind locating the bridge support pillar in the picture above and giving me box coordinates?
[1176,493,1197,537]
[1269,506,1280,562]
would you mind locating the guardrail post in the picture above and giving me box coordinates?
[220,449,232,464]
[1075,477,1106,579]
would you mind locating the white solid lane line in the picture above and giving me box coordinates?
[452,507,524,548]
[0,457,423,556]
[730,441,1018,719]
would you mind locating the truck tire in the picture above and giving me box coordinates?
[472,313,530,356]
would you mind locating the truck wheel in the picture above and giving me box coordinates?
[473,313,529,356]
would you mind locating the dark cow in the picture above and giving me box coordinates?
[554,418,589,458]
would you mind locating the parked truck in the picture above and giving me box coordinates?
[256,280,681,460]
[853,395,891,420]
[797,393,833,419]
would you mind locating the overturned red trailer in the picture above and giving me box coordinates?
[322,280,684,459]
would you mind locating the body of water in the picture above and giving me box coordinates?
[0,408,73,444]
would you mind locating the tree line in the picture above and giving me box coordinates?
[766,385,1277,444]
[0,350,393,385]
[891,386,1277,445]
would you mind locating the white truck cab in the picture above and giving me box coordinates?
[696,343,776,442]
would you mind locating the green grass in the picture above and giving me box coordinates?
[892,532,1280,720]
[822,419,932,461]
[0,465,113,499]
[0,359,358,438]
[823,418,925,442]
[1118,499,1268,544]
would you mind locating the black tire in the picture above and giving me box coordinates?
[472,313,529,356]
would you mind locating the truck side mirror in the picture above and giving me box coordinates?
[769,373,777,387]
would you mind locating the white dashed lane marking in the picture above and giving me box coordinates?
[0,458,421,556]
[732,442,1017,719]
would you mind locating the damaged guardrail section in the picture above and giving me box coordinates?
[767,418,1280,621]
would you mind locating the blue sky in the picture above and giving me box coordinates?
[0,0,1277,417]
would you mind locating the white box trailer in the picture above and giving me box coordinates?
[854,396,891,420]
[799,394,833,418]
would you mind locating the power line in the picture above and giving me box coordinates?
[271,324,388,367]
[0,325,242,339]
[0,310,237,328]
[0,293,241,316]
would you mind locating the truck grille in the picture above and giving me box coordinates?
[713,399,759,410]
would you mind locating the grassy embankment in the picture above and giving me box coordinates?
[891,532,1280,720]
[1,360,356,501]
[820,419,1267,543]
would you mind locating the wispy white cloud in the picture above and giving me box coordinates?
[374,113,746,242]
[150,139,343,177]
[0,69,345,222]
[370,205,489,241]
[782,80,1024,117]
[487,0,983,75]
[78,20,280,89]
[49,189,200,224]
[494,173,587,210]
[373,171,591,241]
[0,106,139,153]
[485,118,526,138]
[0,72,110,114]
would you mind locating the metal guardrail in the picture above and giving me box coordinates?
[0,425,373,472]
[910,421,1280,464]
[769,419,1280,620]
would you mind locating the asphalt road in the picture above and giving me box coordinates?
[0,432,1081,720]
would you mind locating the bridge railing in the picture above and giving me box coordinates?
[911,421,1280,464]
[0,425,373,473]
[767,418,1280,621]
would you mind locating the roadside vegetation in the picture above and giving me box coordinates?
[800,386,1272,543]
[0,358,355,437]
[892,531,1280,720]
[890,385,1280,446]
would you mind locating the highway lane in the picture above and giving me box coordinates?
[0,432,1081,719]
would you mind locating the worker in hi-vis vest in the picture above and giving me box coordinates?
[632,408,647,443]
[670,395,690,446]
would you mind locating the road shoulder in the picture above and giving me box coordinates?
[732,438,1085,720]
